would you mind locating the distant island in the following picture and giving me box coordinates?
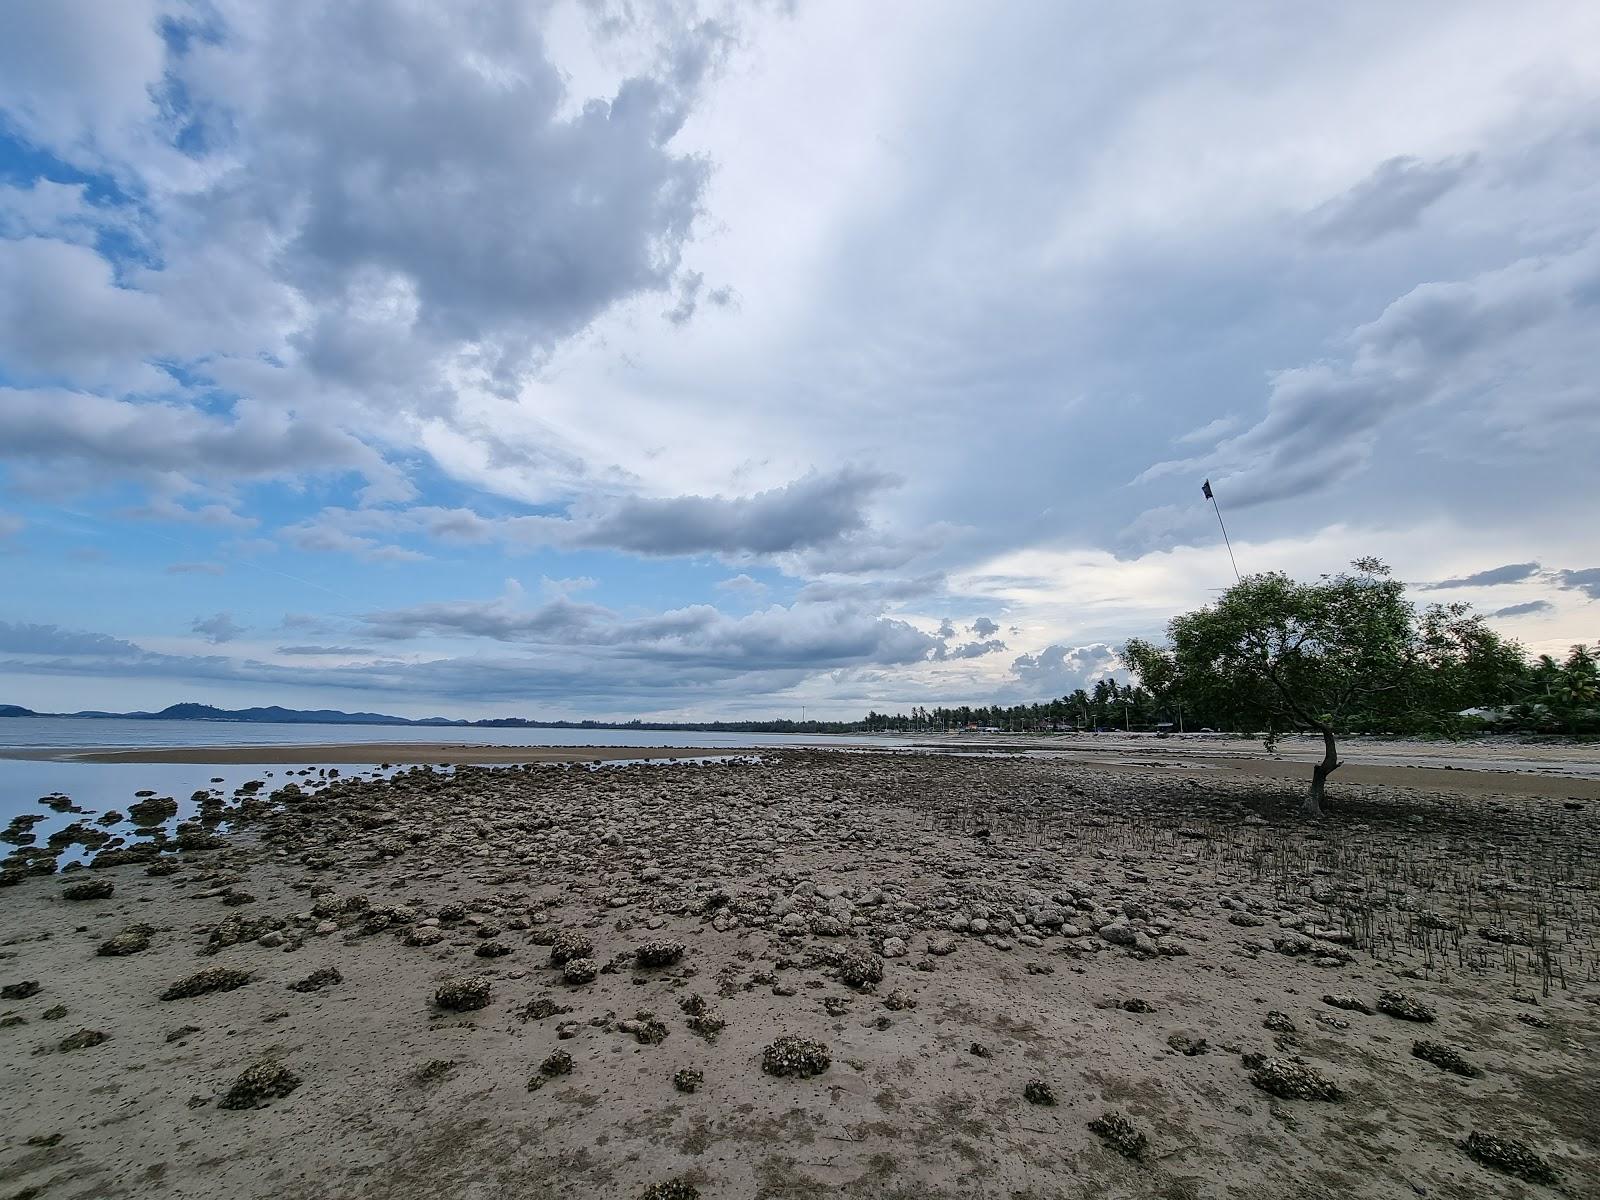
[0,702,858,735]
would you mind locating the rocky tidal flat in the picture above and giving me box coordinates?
[1,750,1596,1199]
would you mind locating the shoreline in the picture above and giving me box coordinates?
[0,743,737,766]
[5,739,1600,797]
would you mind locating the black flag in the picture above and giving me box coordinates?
[1201,479,1213,500]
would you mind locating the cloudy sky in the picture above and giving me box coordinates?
[1,0,1597,719]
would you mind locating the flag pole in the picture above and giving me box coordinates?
[1202,479,1240,581]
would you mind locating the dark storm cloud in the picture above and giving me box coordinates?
[191,1,718,376]
[1424,562,1543,589]
[1139,238,1600,519]
[795,575,945,605]
[276,645,375,656]
[360,592,940,672]
[1489,601,1552,618]
[0,621,143,658]
[284,466,899,563]
[567,467,895,556]
[0,389,404,499]
[1557,568,1600,601]
[931,638,1006,661]
[3,603,938,709]
[1307,154,1475,245]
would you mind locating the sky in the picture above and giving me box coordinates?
[1,0,1597,721]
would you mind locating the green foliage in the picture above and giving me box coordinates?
[1125,560,1525,743]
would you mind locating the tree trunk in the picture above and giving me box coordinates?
[1303,727,1340,817]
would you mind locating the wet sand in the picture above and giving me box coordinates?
[1,749,1595,1199]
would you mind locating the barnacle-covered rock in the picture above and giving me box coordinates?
[218,1057,301,1110]
[97,924,154,957]
[1023,1079,1056,1106]
[673,1067,703,1093]
[433,976,492,1012]
[58,1027,110,1051]
[561,957,598,985]
[835,945,883,990]
[1460,1132,1558,1184]
[1247,1055,1342,1101]
[1089,1111,1148,1159]
[1412,1040,1478,1077]
[161,967,253,1001]
[287,967,343,993]
[518,997,572,1022]
[761,1035,831,1078]
[62,879,114,901]
[1377,991,1435,1023]
[1322,993,1373,1015]
[634,940,685,968]
[640,1179,699,1200]
[549,930,595,966]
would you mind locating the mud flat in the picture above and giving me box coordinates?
[2,751,1596,1199]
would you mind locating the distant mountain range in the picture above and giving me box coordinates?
[0,702,854,734]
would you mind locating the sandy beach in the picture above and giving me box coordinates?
[2,748,1596,1199]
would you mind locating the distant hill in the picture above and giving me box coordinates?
[0,701,856,735]
[0,702,463,726]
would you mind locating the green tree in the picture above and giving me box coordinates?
[1124,558,1524,817]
